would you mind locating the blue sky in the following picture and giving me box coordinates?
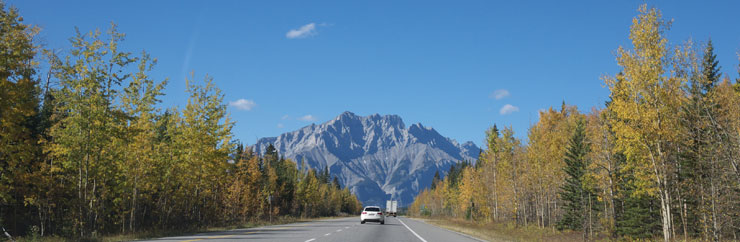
[11,0,740,147]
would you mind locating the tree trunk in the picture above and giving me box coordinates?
[523,197,528,226]
[659,188,673,242]
[677,182,687,241]
[710,175,719,242]
[78,154,84,238]
[589,195,593,239]
[130,177,137,233]
[682,201,688,241]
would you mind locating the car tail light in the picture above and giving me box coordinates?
[362,212,367,214]
[378,212,382,215]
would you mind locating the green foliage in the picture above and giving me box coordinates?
[430,170,440,190]
[556,119,597,232]
[615,170,661,239]
[445,160,470,189]
[411,4,740,241]
[0,4,362,238]
[0,0,42,235]
[701,39,720,92]
[3,2,740,241]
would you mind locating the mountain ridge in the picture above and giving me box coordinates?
[254,111,480,206]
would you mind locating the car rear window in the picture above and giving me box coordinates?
[365,207,380,212]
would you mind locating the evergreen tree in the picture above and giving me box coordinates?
[557,119,595,232]
[0,1,41,235]
[322,166,331,184]
[604,6,685,241]
[701,39,720,92]
[676,38,722,239]
[0,6,366,235]
[431,170,440,190]
[332,176,341,189]
[447,163,465,188]
[615,168,661,239]
[474,149,483,169]
[264,143,278,166]
[616,195,662,238]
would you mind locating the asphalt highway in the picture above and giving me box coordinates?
[134,216,486,242]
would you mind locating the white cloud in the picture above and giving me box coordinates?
[281,115,290,120]
[299,114,317,122]
[277,123,284,129]
[286,23,317,39]
[499,104,519,115]
[229,99,256,111]
[489,89,510,100]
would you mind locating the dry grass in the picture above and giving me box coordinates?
[412,216,585,242]
[412,217,709,242]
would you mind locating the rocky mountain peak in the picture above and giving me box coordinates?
[254,112,480,206]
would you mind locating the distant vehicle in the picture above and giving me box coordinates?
[360,206,385,224]
[386,200,398,217]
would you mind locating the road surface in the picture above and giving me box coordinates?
[134,216,485,242]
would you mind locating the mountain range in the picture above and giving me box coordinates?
[254,111,480,206]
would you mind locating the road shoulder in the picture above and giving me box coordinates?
[400,216,493,242]
[407,217,510,242]
[125,216,351,242]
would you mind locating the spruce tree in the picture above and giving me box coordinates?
[332,176,341,189]
[431,170,441,189]
[264,143,278,166]
[0,2,42,235]
[615,170,662,239]
[701,39,720,92]
[676,38,722,239]
[323,166,331,184]
[475,149,483,169]
[556,118,592,231]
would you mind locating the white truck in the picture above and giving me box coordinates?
[385,200,398,217]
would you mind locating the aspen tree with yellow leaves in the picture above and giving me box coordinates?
[584,108,622,237]
[411,4,740,240]
[604,5,688,241]
[0,3,362,238]
[5,1,740,240]
[0,1,42,235]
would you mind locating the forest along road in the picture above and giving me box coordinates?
[133,216,486,242]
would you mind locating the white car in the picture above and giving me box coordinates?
[360,206,385,224]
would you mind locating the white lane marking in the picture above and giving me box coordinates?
[344,226,350,229]
[398,218,428,242]
[305,239,316,242]
[406,217,488,242]
[324,233,331,236]
[336,229,342,232]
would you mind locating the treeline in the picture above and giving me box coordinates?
[409,5,740,241]
[0,3,361,239]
